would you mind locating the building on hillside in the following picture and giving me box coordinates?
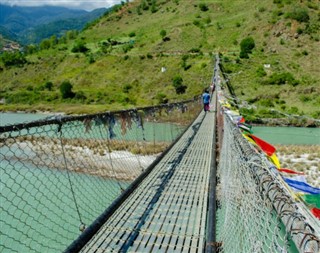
[2,42,21,52]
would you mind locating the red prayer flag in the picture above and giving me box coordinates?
[239,117,245,123]
[311,208,320,219]
[248,134,276,156]
[278,168,305,175]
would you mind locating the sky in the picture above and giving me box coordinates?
[0,0,123,11]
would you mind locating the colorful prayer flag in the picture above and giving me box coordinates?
[278,168,305,175]
[247,134,276,156]
[268,153,281,169]
[300,194,320,209]
[284,177,320,195]
[238,124,252,133]
[311,208,320,219]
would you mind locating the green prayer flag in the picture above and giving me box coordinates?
[301,194,320,209]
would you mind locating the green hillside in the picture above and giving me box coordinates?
[0,0,319,120]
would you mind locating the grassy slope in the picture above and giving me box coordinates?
[0,0,319,117]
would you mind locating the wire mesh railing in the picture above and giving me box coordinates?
[0,100,200,253]
[214,54,320,253]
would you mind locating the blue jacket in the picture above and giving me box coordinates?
[202,92,210,104]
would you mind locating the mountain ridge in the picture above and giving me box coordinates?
[0,4,107,44]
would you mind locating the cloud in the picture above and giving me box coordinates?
[0,0,123,11]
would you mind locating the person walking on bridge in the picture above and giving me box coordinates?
[202,89,211,112]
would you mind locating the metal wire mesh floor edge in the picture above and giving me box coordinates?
[79,110,215,253]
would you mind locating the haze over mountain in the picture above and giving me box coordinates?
[0,0,319,123]
[0,0,122,11]
[0,4,107,44]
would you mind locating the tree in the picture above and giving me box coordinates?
[287,8,310,23]
[49,35,58,47]
[1,51,27,67]
[172,75,187,94]
[39,39,51,50]
[60,80,75,99]
[199,3,209,12]
[71,41,89,53]
[24,44,38,54]
[66,30,78,40]
[160,29,167,39]
[239,37,255,58]
[44,81,53,91]
[151,0,157,13]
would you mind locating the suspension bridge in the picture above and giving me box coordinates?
[1,56,319,253]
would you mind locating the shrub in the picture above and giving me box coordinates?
[258,99,274,107]
[26,85,33,91]
[44,81,53,91]
[71,41,89,53]
[39,39,51,50]
[88,54,95,64]
[239,37,255,58]
[288,106,299,114]
[258,7,266,12]
[199,4,209,12]
[129,32,136,37]
[240,37,255,53]
[122,44,134,53]
[256,66,267,77]
[239,108,257,122]
[239,51,249,59]
[181,61,191,70]
[258,109,277,118]
[60,80,75,99]
[296,27,304,34]
[74,91,87,101]
[172,75,187,94]
[25,44,38,54]
[204,17,211,24]
[136,6,142,15]
[123,84,133,93]
[311,111,320,119]
[273,9,284,18]
[286,8,310,23]
[5,91,38,104]
[216,22,223,30]
[305,22,320,35]
[141,1,149,11]
[189,48,201,53]
[151,2,157,13]
[182,55,189,61]
[156,93,168,104]
[299,95,311,102]
[160,29,167,38]
[265,72,298,86]
[193,20,201,27]
[1,51,27,67]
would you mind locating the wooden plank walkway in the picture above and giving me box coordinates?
[80,110,216,253]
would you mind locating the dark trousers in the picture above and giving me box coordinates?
[204,103,209,111]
